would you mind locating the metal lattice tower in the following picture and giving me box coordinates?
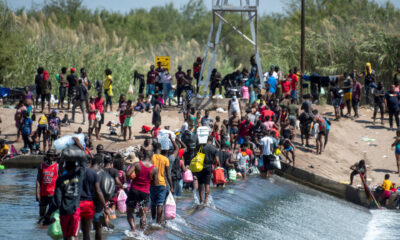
[199,0,264,94]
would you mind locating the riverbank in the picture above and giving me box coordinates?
[1,103,399,199]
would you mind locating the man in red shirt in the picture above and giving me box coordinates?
[36,150,59,218]
[147,65,159,97]
[280,78,291,98]
[289,69,299,103]
[260,107,275,122]
[94,91,104,140]
[239,116,253,145]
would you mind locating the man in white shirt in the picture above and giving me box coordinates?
[260,130,274,177]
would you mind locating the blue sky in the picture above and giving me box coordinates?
[6,0,400,15]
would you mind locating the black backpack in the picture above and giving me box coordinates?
[181,130,197,149]
[96,169,116,202]
[170,157,182,181]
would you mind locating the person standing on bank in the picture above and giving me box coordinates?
[34,67,44,110]
[103,69,113,113]
[67,67,78,110]
[352,75,362,119]
[39,70,52,113]
[57,67,67,109]
[71,79,88,125]
[385,85,400,130]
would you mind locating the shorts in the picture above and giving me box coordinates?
[124,117,133,127]
[68,87,74,98]
[150,185,167,207]
[147,84,155,96]
[195,168,212,185]
[396,148,400,155]
[104,89,112,106]
[285,146,293,152]
[263,155,275,171]
[381,190,391,200]
[119,114,127,125]
[39,195,53,207]
[60,208,81,238]
[318,130,326,136]
[98,113,104,126]
[127,189,149,209]
[291,89,297,100]
[332,98,342,108]
[231,127,239,134]
[238,165,247,174]
[41,93,50,102]
[88,119,96,128]
[93,201,104,223]
[59,86,66,100]
[288,115,296,127]
[79,200,95,220]
[238,136,245,145]
[344,92,352,101]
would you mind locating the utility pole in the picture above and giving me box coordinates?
[300,0,305,103]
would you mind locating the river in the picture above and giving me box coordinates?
[0,169,399,240]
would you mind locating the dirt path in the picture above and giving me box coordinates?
[1,103,398,187]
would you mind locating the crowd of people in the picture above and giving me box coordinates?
[1,56,400,239]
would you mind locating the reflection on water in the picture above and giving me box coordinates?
[0,169,399,240]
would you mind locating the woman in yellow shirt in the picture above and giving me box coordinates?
[380,174,393,207]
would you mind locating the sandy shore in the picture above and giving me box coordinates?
[1,103,398,188]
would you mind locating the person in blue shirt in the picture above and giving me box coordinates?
[268,75,277,94]
[21,110,33,152]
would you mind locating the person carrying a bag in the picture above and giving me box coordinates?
[194,136,219,205]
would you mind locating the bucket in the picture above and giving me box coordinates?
[197,126,210,144]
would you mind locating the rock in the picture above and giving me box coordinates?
[309,165,314,169]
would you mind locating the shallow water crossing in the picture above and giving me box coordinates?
[0,169,399,239]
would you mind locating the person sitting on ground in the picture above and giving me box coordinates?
[143,96,152,112]
[349,160,367,186]
[134,97,145,112]
[379,174,393,207]
[61,113,70,126]
[0,139,9,165]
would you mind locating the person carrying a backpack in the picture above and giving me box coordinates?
[182,123,197,167]
[71,79,88,125]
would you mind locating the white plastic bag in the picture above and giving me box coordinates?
[53,133,86,150]
[165,191,176,220]
[117,190,128,213]
[128,84,134,95]
[95,111,102,121]
[271,155,282,170]
[157,129,175,150]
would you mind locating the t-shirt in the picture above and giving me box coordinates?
[94,98,104,114]
[39,78,51,95]
[330,86,341,99]
[382,179,393,191]
[237,152,249,169]
[263,121,274,130]
[105,167,119,179]
[80,168,98,201]
[22,118,33,135]
[67,74,77,88]
[48,116,61,133]
[281,80,291,94]
[175,71,186,86]
[247,113,256,124]
[218,150,230,169]
[268,76,277,93]
[239,120,253,138]
[260,136,273,155]
[50,167,85,215]
[203,144,218,170]
[374,89,385,104]
[343,78,352,94]
[201,117,213,128]
[290,74,299,90]
[352,81,362,101]
[147,70,159,85]
[88,103,96,120]
[103,75,112,90]
[385,91,400,110]
[288,104,298,116]
[301,100,312,113]
[77,85,88,101]
[152,154,169,186]
[260,109,275,122]
[38,115,48,125]
[0,144,9,157]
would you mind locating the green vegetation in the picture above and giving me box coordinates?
[0,0,399,98]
